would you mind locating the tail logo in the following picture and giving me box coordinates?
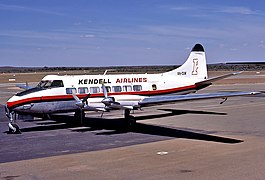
[192,59,199,75]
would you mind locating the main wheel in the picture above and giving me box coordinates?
[74,110,85,126]
[125,115,136,130]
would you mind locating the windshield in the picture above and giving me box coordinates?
[37,80,64,88]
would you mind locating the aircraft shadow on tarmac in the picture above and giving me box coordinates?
[7,108,242,144]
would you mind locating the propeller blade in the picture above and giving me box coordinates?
[101,83,108,98]
[72,90,81,102]
[72,91,85,108]
[82,93,91,104]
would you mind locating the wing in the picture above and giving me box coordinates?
[139,91,260,107]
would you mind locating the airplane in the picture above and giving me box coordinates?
[5,44,261,134]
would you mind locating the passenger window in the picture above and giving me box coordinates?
[66,88,76,94]
[51,80,64,87]
[112,86,122,92]
[152,84,157,91]
[133,85,142,91]
[123,85,132,92]
[78,87,88,94]
[90,87,100,94]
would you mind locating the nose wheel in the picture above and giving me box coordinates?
[8,123,21,134]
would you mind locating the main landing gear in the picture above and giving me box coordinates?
[73,109,136,129]
[124,109,136,129]
[74,109,85,126]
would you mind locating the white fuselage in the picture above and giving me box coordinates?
[7,72,200,114]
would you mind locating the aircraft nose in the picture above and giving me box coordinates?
[6,95,18,110]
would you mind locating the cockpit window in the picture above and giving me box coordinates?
[37,80,64,88]
[37,81,48,88]
[51,80,64,87]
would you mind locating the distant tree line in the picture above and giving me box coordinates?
[1,63,265,74]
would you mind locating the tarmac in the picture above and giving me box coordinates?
[0,73,265,179]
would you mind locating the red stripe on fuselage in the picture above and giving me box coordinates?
[7,84,197,109]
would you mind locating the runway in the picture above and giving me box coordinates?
[0,80,265,179]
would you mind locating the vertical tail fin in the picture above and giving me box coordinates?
[164,44,208,80]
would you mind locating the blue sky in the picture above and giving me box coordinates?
[1,0,265,67]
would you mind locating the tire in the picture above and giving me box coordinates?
[126,116,136,130]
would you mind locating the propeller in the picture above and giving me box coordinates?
[72,91,90,125]
[101,83,120,107]
[72,91,90,108]
[100,82,121,117]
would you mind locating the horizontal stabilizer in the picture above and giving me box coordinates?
[196,72,241,86]
[16,82,33,90]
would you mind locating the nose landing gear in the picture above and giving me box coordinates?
[5,106,21,134]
